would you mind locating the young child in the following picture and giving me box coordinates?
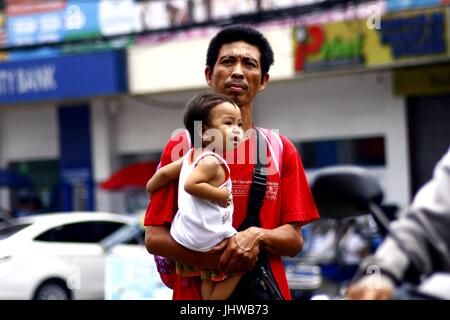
[146,91,244,300]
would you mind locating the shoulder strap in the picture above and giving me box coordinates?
[239,129,268,230]
[257,128,284,176]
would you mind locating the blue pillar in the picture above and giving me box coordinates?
[58,105,95,212]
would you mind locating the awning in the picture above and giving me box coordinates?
[99,162,158,191]
[0,169,32,188]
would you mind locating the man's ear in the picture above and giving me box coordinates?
[258,73,270,92]
[205,67,213,87]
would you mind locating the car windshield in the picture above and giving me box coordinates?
[0,223,31,240]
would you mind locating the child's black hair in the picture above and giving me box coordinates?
[184,91,237,142]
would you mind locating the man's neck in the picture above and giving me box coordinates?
[239,103,253,132]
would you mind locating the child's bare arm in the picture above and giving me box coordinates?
[146,158,183,194]
[184,156,229,205]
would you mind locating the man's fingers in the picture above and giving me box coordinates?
[347,284,393,300]
[218,248,232,271]
[207,239,228,253]
[223,254,241,274]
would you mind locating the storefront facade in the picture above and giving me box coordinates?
[0,50,127,214]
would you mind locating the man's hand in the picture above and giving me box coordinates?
[218,227,264,274]
[205,238,229,253]
[346,274,395,300]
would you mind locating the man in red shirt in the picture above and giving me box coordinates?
[145,25,319,300]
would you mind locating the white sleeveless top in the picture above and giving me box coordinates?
[170,149,237,252]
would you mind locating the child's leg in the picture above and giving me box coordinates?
[201,279,215,300]
[209,275,242,300]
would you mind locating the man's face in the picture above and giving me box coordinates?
[205,41,269,107]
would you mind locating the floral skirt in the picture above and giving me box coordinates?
[176,262,227,281]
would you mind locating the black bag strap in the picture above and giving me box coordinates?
[230,128,285,300]
[239,127,267,231]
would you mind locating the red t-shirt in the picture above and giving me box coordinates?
[145,129,319,300]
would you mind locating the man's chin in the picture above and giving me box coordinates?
[228,94,246,105]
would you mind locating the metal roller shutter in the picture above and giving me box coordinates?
[407,95,450,195]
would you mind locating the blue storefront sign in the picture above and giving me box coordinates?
[0,49,127,104]
[387,0,440,12]
[380,12,446,59]
[6,0,101,47]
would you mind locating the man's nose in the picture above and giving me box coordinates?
[231,62,244,78]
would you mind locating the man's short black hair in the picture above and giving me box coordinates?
[184,91,237,142]
[206,24,274,80]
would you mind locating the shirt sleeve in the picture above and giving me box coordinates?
[279,135,320,225]
[144,132,190,226]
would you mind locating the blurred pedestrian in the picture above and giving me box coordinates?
[346,146,450,300]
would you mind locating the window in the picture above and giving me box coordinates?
[35,221,126,243]
[0,223,31,240]
[296,136,386,169]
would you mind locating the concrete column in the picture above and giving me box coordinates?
[91,97,123,213]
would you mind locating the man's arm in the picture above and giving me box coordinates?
[146,158,183,194]
[218,223,303,274]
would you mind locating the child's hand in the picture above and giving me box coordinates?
[218,189,232,208]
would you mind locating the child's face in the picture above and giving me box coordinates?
[204,102,243,152]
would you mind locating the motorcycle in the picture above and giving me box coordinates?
[309,165,450,300]
[285,165,389,300]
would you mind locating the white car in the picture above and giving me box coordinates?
[0,212,171,300]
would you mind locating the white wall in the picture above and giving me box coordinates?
[128,25,294,94]
[115,91,199,154]
[0,103,58,162]
[254,71,410,207]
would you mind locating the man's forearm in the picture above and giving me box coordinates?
[145,225,220,269]
[258,223,303,257]
[234,223,303,257]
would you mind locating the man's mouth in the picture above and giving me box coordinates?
[227,82,247,92]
